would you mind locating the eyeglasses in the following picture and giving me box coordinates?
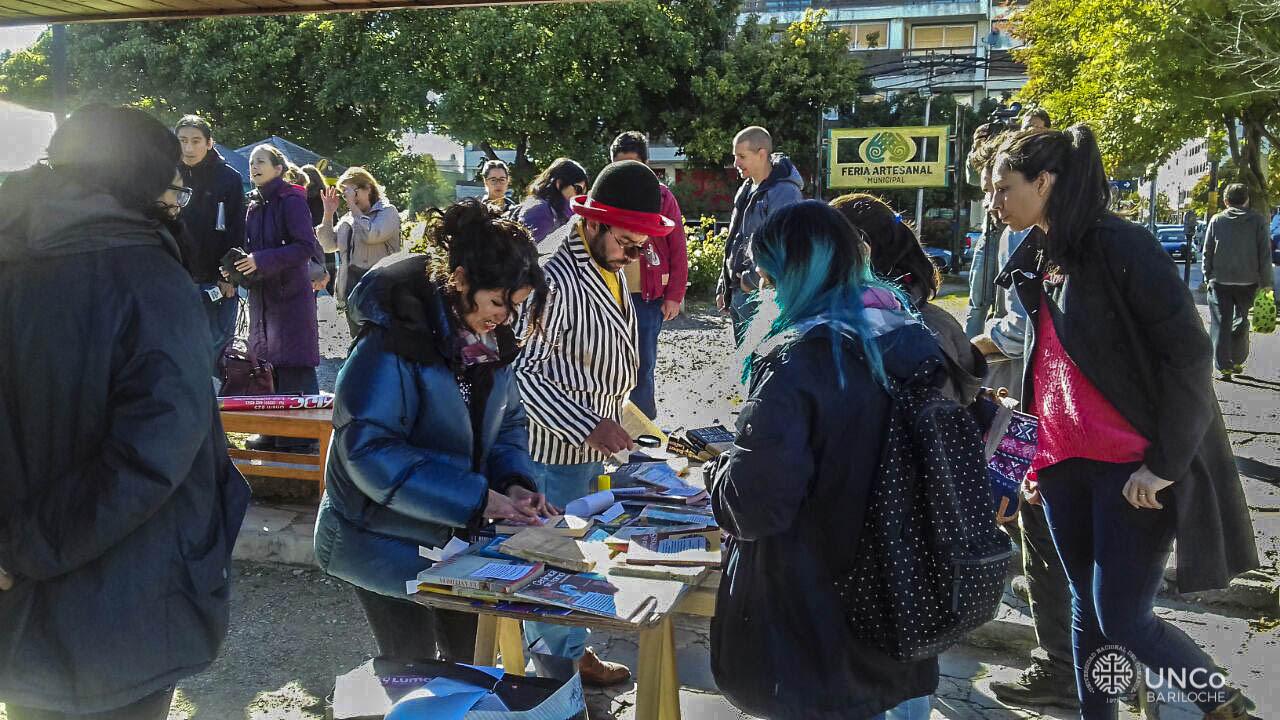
[572,182,587,196]
[168,185,192,208]
[342,185,359,195]
[484,175,509,183]
[610,230,647,259]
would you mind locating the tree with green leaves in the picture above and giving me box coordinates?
[0,13,434,163]
[1012,0,1279,207]
[406,0,738,187]
[681,9,867,183]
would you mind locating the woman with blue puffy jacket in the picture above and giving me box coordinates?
[314,198,554,663]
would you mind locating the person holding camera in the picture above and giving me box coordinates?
[316,166,401,335]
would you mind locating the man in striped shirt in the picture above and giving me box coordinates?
[515,160,676,686]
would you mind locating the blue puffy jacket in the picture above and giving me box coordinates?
[314,254,539,597]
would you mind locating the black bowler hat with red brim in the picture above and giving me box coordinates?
[570,160,676,237]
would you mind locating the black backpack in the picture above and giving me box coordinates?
[835,359,1013,661]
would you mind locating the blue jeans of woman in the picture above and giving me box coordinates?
[522,460,604,661]
[629,294,664,420]
[1038,458,1226,718]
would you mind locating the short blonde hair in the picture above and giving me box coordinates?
[734,126,773,153]
[338,166,383,205]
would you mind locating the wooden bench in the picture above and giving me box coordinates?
[220,407,334,495]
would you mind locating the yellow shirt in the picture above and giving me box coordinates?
[581,227,625,308]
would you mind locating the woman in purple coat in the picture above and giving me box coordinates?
[513,158,588,250]
[233,144,323,450]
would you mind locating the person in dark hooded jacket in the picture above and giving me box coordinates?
[0,105,249,719]
[314,199,556,664]
[710,201,939,720]
[717,126,805,345]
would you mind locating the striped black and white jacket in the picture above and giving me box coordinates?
[516,219,638,466]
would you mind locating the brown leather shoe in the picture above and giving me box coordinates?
[578,648,631,687]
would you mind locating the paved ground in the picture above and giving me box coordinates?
[5,267,1276,720]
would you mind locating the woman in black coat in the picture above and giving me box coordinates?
[0,106,248,719]
[991,125,1258,720]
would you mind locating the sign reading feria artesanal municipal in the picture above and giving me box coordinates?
[828,126,950,189]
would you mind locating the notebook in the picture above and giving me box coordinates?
[500,527,595,573]
[416,553,544,594]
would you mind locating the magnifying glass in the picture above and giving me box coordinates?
[635,434,662,449]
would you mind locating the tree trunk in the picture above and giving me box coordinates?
[1241,112,1271,209]
[511,135,536,193]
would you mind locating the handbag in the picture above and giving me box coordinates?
[218,301,274,396]
[982,397,1038,524]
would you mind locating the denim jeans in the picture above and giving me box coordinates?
[728,288,758,347]
[523,460,604,661]
[1038,458,1226,717]
[1207,283,1256,372]
[629,294,664,420]
[200,285,239,367]
[869,695,931,720]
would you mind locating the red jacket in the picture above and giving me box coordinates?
[638,184,689,303]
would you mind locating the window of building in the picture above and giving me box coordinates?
[845,21,889,50]
[910,23,977,50]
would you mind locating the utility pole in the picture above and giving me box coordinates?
[950,108,967,274]
[915,86,934,232]
[1147,167,1159,234]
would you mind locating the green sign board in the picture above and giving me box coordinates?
[828,126,950,189]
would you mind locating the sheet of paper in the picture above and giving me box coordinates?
[565,490,615,518]
[469,562,535,581]
[595,502,625,523]
[419,536,471,563]
[662,486,705,498]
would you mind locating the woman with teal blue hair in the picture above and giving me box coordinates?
[710,200,948,719]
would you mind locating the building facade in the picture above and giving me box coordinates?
[740,0,1029,107]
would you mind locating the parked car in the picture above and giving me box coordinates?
[1156,227,1197,263]
[963,230,982,264]
[924,245,953,272]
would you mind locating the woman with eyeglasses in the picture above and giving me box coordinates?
[0,105,248,720]
[514,157,588,248]
[234,144,325,451]
[317,166,401,333]
[480,159,515,214]
[314,198,555,666]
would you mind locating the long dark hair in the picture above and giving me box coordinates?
[995,124,1110,271]
[46,104,180,214]
[426,198,548,337]
[830,193,940,302]
[525,158,588,206]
